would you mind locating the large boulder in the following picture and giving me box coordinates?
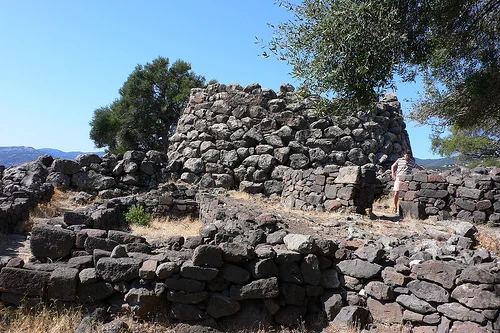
[336,259,382,279]
[95,257,141,282]
[124,286,165,318]
[71,170,116,191]
[47,267,79,301]
[30,224,75,259]
[51,159,81,174]
[0,267,50,297]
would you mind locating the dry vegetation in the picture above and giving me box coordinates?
[29,188,91,220]
[0,302,83,333]
[475,226,500,256]
[129,215,202,242]
[0,303,363,333]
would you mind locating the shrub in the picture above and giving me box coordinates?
[124,205,151,226]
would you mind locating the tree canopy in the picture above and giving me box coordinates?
[431,125,500,163]
[90,57,207,153]
[265,0,500,159]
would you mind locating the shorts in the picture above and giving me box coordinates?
[393,177,404,191]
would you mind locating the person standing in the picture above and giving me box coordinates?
[391,151,424,213]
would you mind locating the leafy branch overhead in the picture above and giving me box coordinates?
[89,57,208,154]
[264,0,500,160]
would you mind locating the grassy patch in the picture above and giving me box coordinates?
[0,302,83,333]
[30,188,89,219]
[129,215,202,241]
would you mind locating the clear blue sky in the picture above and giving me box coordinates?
[0,0,439,159]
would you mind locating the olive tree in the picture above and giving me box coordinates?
[90,57,207,153]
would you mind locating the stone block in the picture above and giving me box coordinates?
[400,201,426,219]
[47,267,79,301]
[335,166,361,184]
[0,267,50,297]
[30,224,75,259]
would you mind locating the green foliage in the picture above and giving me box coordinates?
[265,0,406,112]
[265,0,500,156]
[90,56,207,153]
[124,204,151,226]
[431,125,500,165]
[466,158,500,168]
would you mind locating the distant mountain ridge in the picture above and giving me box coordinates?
[415,157,456,169]
[0,146,105,167]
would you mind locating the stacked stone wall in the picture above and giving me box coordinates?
[0,195,498,332]
[2,82,500,231]
[166,83,412,207]
[378,167,500,225]
[0,150,183,233]
[281,165,377,214]
[1,82,416,231]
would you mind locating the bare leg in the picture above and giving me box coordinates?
[393,191,399,212]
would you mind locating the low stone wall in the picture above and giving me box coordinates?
[0,156,54,234]
[0,151,196,233]
[0,196,498,332]
[281,165,376,214]
[379,167,500,225]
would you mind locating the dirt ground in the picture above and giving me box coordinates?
[1,191,499,262]
[224,192,500,256]
[0,233,31,261]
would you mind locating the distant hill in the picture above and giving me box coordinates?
[415,157,456,170]
[0,146,105,167]
[37,148,99,160]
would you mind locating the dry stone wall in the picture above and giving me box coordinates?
[0,195,498,332]
[378,166,500,225]
[281,165,377,214]
[166,83,412,207]
[1,82,415,231]
[0,151,196,233]
[0,156,54,234]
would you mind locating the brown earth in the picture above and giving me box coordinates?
[1,190,499,263]
[223,192,500,256]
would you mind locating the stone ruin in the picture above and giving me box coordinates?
[0,82,499,332]
[165,83,411,213]
[166,82,500,222]
[1,194,499,332]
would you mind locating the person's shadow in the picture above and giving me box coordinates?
[368,207,403,223]
[376,214,402,223]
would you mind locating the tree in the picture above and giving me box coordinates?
[90,57,207,153]
[431,125,500,165]
[265,0,500,158]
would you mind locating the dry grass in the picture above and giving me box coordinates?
[475,226,500,255]
[0,303,397,333]
[226,190,276,204]
[226,190,347,221]
[30,188,88,219]
[21,188,80,233]
[0,304,345,333]
[0,302,83,333]
[0,304,171,333]
[129,215,202,241]
[108,313,172,333]
[110,318,344,333]
[320,323,359,333]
